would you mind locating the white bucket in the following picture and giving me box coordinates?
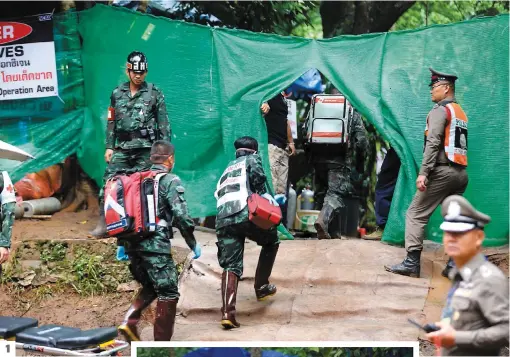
[294,209,320,232]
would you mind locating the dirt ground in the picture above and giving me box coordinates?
[3,209,190,356]
[3,211,509,356]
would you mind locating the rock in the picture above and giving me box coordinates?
[117,281,139,292]
[20,260,42,270]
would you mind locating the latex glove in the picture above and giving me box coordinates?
[274,194,287,206]
[192,243,202,259]
[116,246,129,261]
[262,193,279,206]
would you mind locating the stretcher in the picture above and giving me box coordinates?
[0,316,129,356]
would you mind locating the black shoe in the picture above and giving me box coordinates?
[255,284,277,301]
[384,251,421,278]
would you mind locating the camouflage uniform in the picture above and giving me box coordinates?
[91,81,171,237]
[0,172,16,249]
[215,152,280,329]
[310,110,368,239]
[117,164,196,342]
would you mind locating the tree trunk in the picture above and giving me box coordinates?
[320,1,416,38]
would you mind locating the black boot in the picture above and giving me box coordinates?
[153,298,178,341]
[384,251,421,278]
[89,199,107,237]
[118,287,157,342]
[441,258,455,278]
[315,204,334,240]
[220,271,241,329]
[254,244,279,301]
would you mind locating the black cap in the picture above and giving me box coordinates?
[429,67,457,87]
[127,51,148,74]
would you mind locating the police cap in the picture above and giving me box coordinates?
[440,195,491,232]
[429,67,457,87]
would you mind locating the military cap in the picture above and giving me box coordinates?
[440,195,491,232]
[429,67,458,87]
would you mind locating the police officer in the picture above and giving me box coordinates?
[385,68,469,278]
[117,140,200,341]
[310,109,368,239]
[90,51,171,237]
[0,170,16,274]
[425,195,509,356]
[214,136,280,329]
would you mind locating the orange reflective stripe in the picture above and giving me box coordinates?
[310,132,343,137]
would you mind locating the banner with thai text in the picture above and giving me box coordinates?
[0,13,58,100]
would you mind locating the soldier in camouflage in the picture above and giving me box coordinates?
[308,109,369,239]
[214,136,280,329]
[90,51,171,237]
[0,170,16,275]
[117,140,201,342]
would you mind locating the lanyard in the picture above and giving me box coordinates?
[441,278,461,321]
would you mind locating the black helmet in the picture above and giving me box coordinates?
[127,51,148,73]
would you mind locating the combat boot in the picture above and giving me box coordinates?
[384,251,421,278]
[220,271,240,329]
[118,287,157,342]
[254,244,279,301]
[153,298,178,341]
[89,199,107,237]
[314,204,334,239]
[441,258,455,278]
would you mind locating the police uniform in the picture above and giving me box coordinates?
[0,171,16,275]
[437,195,509,356]
[117,164,197,342]
[214,150,280,329]
[311,109,368,239]
[91,52,171,237]
[385,68,469,278]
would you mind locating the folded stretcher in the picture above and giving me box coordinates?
[0,316,129,356]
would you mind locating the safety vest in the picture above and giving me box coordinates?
[214,156,249,219]
[424,102,468,167]
[1,171,16,206]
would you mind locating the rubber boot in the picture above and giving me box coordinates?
[254,244,279,301]
[220,271,240,329]
[441,257,455,278]
[384,250,421,278]
[89,199,107,237]
[314,204,334,240]
[153,298,178,341]
[118,287,157,342]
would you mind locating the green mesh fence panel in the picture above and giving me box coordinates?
[1,5,508,247]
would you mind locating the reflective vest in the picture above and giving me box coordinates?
[424,102,468,167]
[214,156,249,219]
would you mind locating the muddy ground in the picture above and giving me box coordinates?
[2,210,509,356]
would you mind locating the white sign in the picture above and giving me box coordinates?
[0,340,15,356]
[0,13,58,101]
[286,98,297,139]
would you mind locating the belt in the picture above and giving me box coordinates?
[116,129,153,141]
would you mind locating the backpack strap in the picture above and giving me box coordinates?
[154,172,178,227]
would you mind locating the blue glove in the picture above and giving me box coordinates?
[192,243,201,259]
[116,246,129,261]
[274,193,287,205]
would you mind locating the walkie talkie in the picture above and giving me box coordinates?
[408,318,440,333]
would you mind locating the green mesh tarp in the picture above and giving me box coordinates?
[1,5,508,246]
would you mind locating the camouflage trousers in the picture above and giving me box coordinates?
[313,164,353,212]
[268,144,289,194]
[99,148,152,205]
[128,252,179,300]
[216,221,279,278]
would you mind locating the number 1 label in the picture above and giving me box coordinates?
[0,340,15,356]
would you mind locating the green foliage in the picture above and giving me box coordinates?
[393,0,509,31]
[39,241,67,263]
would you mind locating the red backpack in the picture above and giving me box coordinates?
[104,170,169,239]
